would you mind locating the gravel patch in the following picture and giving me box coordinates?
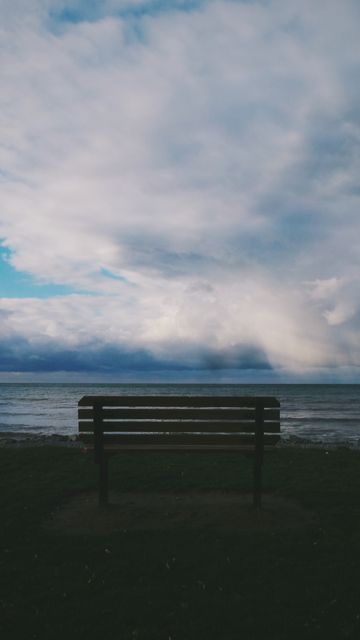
[44,491,316,535]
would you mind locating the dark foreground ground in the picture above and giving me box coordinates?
[1,445,360,639]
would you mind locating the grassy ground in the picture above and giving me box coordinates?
[1,446,360,639]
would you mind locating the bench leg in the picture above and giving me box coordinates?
[253,459,262,509]
[99,456,109,507]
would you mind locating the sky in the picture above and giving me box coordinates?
[1,0,360,382]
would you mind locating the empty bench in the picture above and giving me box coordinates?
[78,395,280,508]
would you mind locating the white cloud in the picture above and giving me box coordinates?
[1,0,360,374]
[307,278,344,301]
[0,272,348,371]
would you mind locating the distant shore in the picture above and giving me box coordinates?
[0,431,358,449]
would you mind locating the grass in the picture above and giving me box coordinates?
[1,445,360,639]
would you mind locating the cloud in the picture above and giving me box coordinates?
[0,0,360,376]
[0,279,350,373]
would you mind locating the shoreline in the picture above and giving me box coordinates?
[0,432,81,448]
[0,431,358,449]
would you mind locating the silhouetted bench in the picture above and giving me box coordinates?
[78,395,280,508]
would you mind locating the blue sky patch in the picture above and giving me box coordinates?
[99,268,128,282]
[0,248,77,298]
[49,0,205,29]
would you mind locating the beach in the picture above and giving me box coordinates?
[0,430,358,450]
[0,431,81,448]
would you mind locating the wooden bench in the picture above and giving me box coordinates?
[78,395,280,508]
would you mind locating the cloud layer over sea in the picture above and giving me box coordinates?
[1,0,360,379]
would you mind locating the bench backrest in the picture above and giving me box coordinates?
[78,396,280,453]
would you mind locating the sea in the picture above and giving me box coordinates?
[0,383,360,445]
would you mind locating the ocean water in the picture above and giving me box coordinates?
[0,383,359,445]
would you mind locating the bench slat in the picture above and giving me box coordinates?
[78,407,279,421]
[81,444,277,452]
[80,433,280,447]
[78,407,267,420]
[79,419,280,433]
[78,395,280,408]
